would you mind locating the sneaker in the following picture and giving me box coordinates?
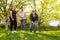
[23,31,25,32]
[14,31,16,33]
[22,31,26,33]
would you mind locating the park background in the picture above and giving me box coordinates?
[0,0,60,40]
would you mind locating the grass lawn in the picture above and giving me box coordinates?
[0,28,60,40]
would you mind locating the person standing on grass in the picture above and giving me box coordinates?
[10,5,17,33]
[18,6,26,32]
[30,10,38,33]
[5,17,9,31]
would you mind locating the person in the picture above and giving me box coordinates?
[10,5,17,33]
[18,6,26,32]
[5,17,8,31]
[30,10,38,33]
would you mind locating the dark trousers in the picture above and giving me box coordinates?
[10,18,17,31]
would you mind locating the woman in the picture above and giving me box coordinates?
[10,5,17,33]
[18,7,26,32]
[30,10,38,33]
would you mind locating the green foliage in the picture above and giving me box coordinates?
[0,0,60,27]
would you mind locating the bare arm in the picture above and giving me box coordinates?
[10,11,14,20]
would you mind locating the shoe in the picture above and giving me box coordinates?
[14,31,16,33]
[23,31,25,32]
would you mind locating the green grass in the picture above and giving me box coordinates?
[0,28,60,40]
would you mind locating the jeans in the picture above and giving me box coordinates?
[30,21,38,33]
[20,19,26,31]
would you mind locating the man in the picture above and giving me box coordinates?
[30,10,38,33]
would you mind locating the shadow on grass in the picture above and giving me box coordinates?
[0,33,20,40]
[0,32,60,40]
[0,28,60,40]
[36,33,60,40]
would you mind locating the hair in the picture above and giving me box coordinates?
[9,5,16,11]
[32,10,36,12]
[20,6,23,9]
[9,6,12,10]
